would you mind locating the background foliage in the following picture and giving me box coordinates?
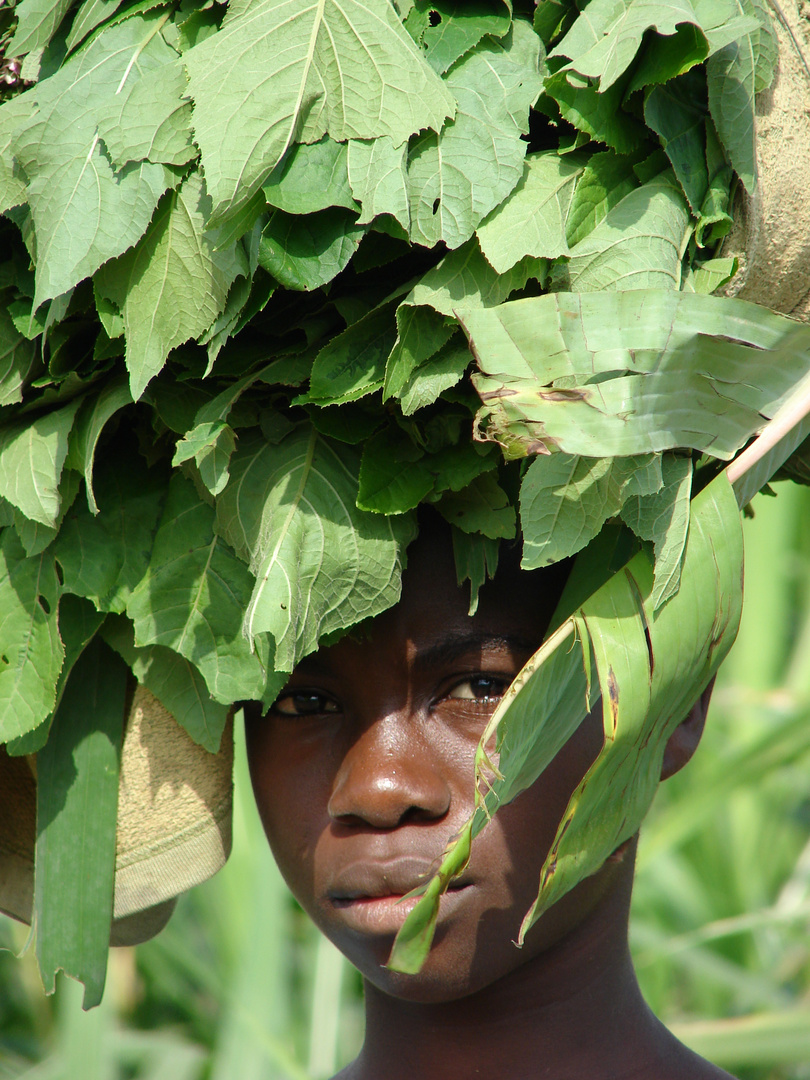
[2,483,810,1080]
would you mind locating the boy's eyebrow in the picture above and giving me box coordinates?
[411,632,540,671]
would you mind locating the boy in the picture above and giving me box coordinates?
[245,514,731,1080]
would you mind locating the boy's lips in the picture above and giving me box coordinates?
[326,857,474,934]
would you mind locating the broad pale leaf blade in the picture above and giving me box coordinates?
[11,13,188,307]
[564,149,642,247]
[520,473,743,935]
[126,474,271,704]
[263,136,357,214]
[707,35,756,191]
[404,0,513,74]
[553,173,691,292]
[462,292,810,460]
[476,151,586,272]
[0,95,37,215]
[644,72,709,211]
[35,637,127,1008]
[8,0,73,56]
[258,207,365,292]
[406,22,543,249]
[95,173,247,399]
[0,530,64,742]
[0,303,38,406]
[102,614,233,752]
[216,425,416,672]
[347,137,410,230]
[184,0,455,227]
[620,452,693,608]
[520,453,662,569]
[0,398,81,526]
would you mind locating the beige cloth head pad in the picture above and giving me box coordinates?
[0,685,233,946]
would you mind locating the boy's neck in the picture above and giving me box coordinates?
[337,866,735,1080]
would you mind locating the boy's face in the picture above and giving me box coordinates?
[245,524,620,1003]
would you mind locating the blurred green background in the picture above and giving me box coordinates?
[2,484,810,1080]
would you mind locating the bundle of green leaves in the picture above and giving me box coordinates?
[3,0,810,1000]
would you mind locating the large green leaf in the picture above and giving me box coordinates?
[475,151,586,272]
[551,172,691,292]
[519,452,662,569]
[0,529,64,742]
[34,636,127,1008]
[10,12,186,308]
[0,398,81,526]
[183,0,455,227]
[564,149,642,248]
[127,474,271,704]
[258,207,365,292]
[405,21,543,248]
[463,292,810,460]
[8,0,73,56]
[65,378,133,513]
[53,446,167,613]
[519,472,743,934]
[215,424,416,674]
[102,614,232,752]
[347,137,410,230]
[263,136,357,215]
[404,0,513,74]
[0,302,38,407]
[389,472,743,971]
[0,95,37,215]
[95,173,247,399]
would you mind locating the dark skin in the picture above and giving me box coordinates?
[245,524,737,1080]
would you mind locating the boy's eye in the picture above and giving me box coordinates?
[447,676,507,704]
[273,692,340,717]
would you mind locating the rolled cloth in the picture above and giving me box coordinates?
[0,686,233,947]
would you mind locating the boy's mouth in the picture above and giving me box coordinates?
[327,857,473,932]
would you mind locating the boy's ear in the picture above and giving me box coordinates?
[660,677,716,781]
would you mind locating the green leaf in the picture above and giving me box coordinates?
[405,21,544,248]
[95,173,247,399]
[451,526,500,615]
[643,70,708,211]
[258,207,365,292]
[126,473,270,704]
[682,255,738,294]
[347,137,410,230]
[398,337,472,415]
[544,70,649,155]
[13,467,80,557]
[520,473,743,935]
[0,95,37,215]
[552,173,691,292]
[102,614,233,753]
[564,149,642,248]
[306,294,401,405]
[549,0,756,91]
[707,32,756,191]
[53,446,167,613]
[97,56,196,170]
[8,0,72,57]
[403,0,513,74]
[263,137,357,214]
[520,453,662,569]
[463,291,810,460]
[65,378,133,513]
[64,0,125,53]
[0,529,64,742]
[357,425,435,513]
[476,151,586,273]
[172,421,237,497]
[436,471,516,538]
[183,0,455,227]
[620,452,693,608]
[0,302,38,406]
[0,398,81,526]
[215,425,416,672]
[34,636,127,1008]
[6,593,105,755]
[11,13,187,308]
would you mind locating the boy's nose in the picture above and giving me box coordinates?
[326,714,452,828]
